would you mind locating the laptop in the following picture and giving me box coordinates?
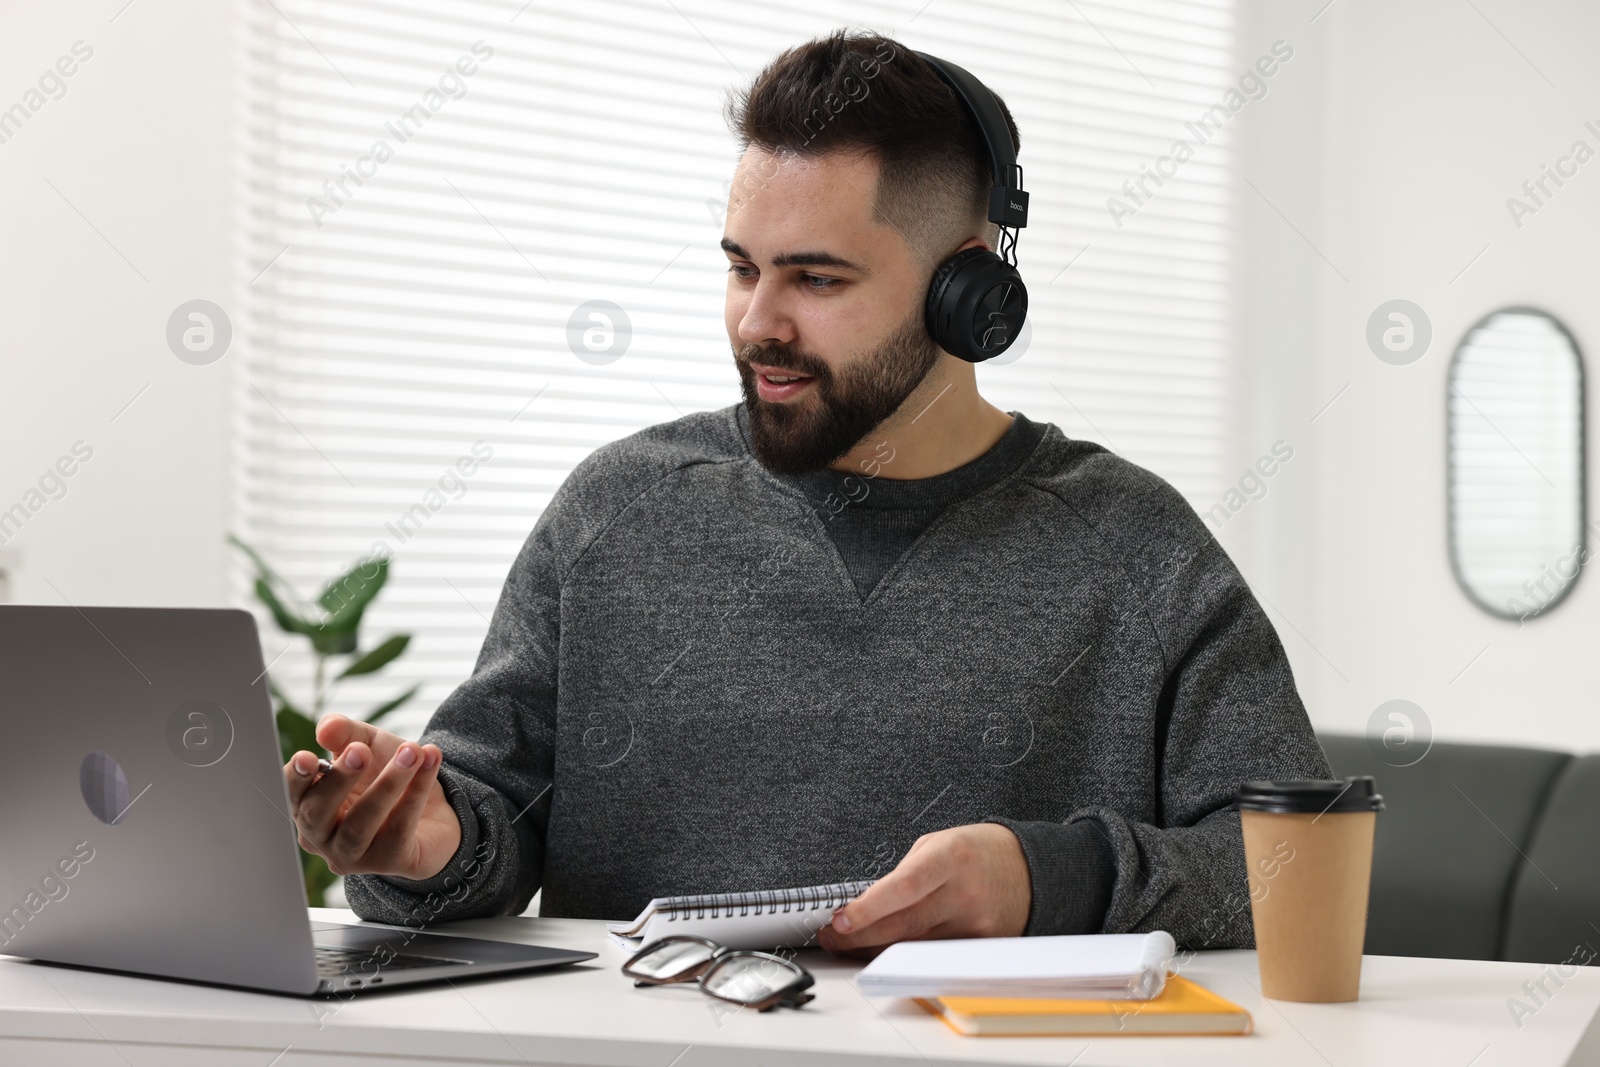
[0,605,596,996]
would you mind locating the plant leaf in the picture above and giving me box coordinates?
[318,556,389,633]
[228,533,287,587]
[269,675,322,761]
[276,706,324,762]
[364,682,421,726]
[255,578,317,637]
[310,628,359,656]
[231,535,313,627]
[338,634,410,679]
[266,675,302,716]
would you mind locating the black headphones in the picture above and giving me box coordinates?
[914,51,1029,363]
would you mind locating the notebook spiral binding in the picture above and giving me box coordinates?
[661,880,876,922]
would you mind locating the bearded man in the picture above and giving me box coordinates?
[285,29,1330,955]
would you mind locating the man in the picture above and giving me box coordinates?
[284,29,1330,956]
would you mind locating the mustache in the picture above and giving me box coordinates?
[736,343,828,379]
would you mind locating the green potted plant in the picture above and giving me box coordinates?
[229,534,419,906]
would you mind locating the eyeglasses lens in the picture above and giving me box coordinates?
[630,939,718,981]
[703,955,799,1003]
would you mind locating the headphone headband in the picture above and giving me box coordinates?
[913,51,1028,230]
[913,50,1030,363]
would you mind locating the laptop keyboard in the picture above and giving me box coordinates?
[314,944,471,976]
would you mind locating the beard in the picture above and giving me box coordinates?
[734,307,943,475]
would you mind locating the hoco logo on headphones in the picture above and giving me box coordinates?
[915,52,1030,364]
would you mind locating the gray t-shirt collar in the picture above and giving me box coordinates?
[735,402,1045,511]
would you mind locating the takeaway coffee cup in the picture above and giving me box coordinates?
[1235,777,1384,1002]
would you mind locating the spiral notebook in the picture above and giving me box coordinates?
[606,880,876,951]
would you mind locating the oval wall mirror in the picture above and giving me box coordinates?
[1447,307,1585,621]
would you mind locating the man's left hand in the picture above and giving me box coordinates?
[817,823,1032,958]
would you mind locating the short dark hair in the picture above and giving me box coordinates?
[725,29,1020,274]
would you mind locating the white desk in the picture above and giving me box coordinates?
[2,907,1599,1066]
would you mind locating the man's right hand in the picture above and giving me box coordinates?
[283,714,462,881]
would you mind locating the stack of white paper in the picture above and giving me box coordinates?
[854,932,1176,1000]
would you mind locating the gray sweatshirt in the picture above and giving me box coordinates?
[344,402,1331,946]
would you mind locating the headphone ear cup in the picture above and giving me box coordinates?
[924,247,1029,363]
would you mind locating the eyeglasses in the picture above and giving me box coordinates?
[621,935,816,1012]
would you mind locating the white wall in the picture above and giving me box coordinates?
[0,1,237,608]
[6,0,1598,754]
[1232,0,1600,751]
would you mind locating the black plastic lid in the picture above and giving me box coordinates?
[1235,776,1384,815]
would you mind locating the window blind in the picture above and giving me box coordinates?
[237,0,1240,736]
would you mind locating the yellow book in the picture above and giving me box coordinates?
[919,975,1253,1037]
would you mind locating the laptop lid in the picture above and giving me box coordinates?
[0,606,322,994]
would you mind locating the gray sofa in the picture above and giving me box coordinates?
[1319,733,1600,965]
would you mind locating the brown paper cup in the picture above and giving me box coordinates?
[1236,777,1383,1003]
